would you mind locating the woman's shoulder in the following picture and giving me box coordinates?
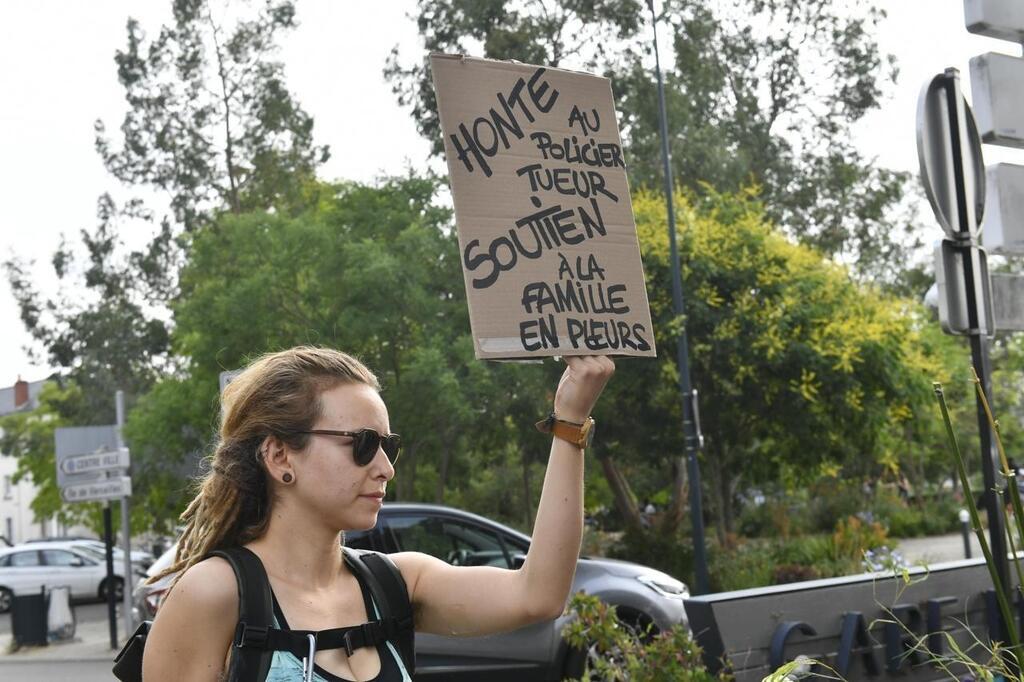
[166,554,239,613]
[143,555,240,680]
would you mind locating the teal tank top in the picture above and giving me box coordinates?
[264,572,412,682]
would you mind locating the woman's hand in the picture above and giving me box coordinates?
[552,355,615,423]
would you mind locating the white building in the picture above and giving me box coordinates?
[0,377,90,544]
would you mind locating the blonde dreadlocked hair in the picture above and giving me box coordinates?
[152,346,379,583]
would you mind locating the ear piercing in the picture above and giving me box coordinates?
[283,473,293,483]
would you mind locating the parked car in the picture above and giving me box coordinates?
[25,535,98,543]
[132,539,178,623]
[26,537,155,570]
[133,503,689,681]
[0,545,128,613]
[26,540,150,577]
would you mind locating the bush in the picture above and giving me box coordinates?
[607,515,893,593]
[737,480,966,541]
[772,564,820,585]
[737,499,811,538]
[608,528,695,586]
[708,535,858,591]
[805,480,868,533]
[881,493,963,537]
[581,527,623,558]
[707,540,775,592]
[561,592,725,682]
[771,534,832,566]
[830,515,888,561]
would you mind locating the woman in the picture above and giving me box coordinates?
[142,346,613,681]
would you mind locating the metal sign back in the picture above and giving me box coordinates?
[992,273,1024,332]
[55,425,120,488]
[917,71,986,237]
[965,0,1024,43]
[219,369,242,394]
[934,240,994,336]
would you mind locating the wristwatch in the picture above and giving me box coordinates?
[535,413,595,449]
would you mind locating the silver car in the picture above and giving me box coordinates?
[0,544,129,612]
[134,503,688,681]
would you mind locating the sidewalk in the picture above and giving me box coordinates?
[895,530,983,566]
[0,616,122,664]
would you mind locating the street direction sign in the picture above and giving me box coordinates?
[992,273,1024,332]
[965,0,1024,43]
[970,52,1024,149]
[59,447,130,477]
[917,71,986,237]
[61,476,132,503]
[981,163,1024,255]
[55,425,120,488]
[934,240,994,336]
[219,369,242,394]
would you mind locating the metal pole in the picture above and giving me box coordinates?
[959,509,972,559]
[103,504,117,649]
[943,68,1008,595]
[116,390,133,638]
[647,0,710,595]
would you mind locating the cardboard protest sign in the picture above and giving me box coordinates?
[431,53,657,360]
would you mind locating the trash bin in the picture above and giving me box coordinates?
[11,587,47,647]
[47,585,75,641]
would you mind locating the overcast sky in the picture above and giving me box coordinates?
[1,0,1021,387]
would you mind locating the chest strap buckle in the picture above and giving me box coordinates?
[234,622,269,649]
[342,621,381,657]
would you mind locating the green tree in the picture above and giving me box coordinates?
[95,0,328,230]
[606,189,960,539]
[5,200,170,426]
[126,175,556,528]
[4,0,328,522]
[386,0,921,287]
[0,381,152,536]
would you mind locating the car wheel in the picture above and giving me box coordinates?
[99,577,124,601]
[561,609,656,680]
[0,588,12,614]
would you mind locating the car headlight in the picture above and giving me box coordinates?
[636,574,689,600]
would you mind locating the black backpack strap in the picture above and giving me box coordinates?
[342,547,416,674]
[209,547,275,682]
[255,619,400,658]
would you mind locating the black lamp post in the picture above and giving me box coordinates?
[646,0,710,595]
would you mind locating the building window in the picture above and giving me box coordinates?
[2,475,10,499]
[5,517,12,544]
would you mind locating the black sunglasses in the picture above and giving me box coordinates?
[292,429,402,466]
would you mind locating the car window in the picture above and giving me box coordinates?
[42,549,88,566]
[10,551,40,567]
[0,554,10,567]
[387,515,512,568]
[71,545,107,562]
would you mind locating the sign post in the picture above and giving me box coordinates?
[55,399,134,648]
[116,390,133,638]
[917,68,1008,599]
[647,0,709,595]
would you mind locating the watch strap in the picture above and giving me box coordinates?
[535,413,594,448]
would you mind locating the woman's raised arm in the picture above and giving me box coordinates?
[394,355,614,637]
